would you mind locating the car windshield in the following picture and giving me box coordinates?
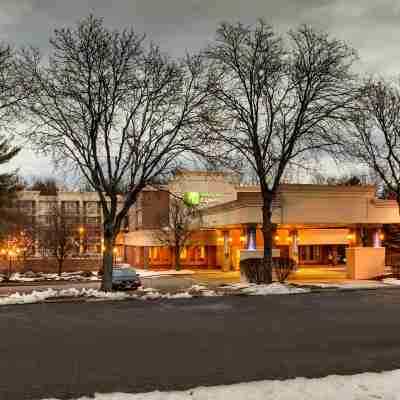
[113,268,137,276]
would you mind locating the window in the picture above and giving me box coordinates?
[86,216,101,224]
[150,247,160,261]
[199,246,206,260]
[39,201,56,213]
[63,201,78,214]
[85,201,99,215]
[180,247,187,260]
[299,245,321,262]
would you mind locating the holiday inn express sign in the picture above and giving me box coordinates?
[184,192,224,206]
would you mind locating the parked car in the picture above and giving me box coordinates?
[111,265,141,291]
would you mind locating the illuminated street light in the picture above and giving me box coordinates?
[113,247,118,266]
[7,250,14,279]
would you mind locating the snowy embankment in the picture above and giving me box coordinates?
[0,288,129,305]
[3,271,100,283]
[0,282,309,306]
[223,282,310,295]
[45,369,400,400]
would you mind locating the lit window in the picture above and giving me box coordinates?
[180,247,187,260]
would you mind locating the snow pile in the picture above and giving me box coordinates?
[222,282,309,295]
[9,272,41,282]
[241,282,310,295]
[382,278,400,286]
[0,289,59,305]
[187,284,219,297]
[139,288,193,300]
[9,271,100,282]
[0,288,130,306]
[306,281,387,290]
[45,369,400,400]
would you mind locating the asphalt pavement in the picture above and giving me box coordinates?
[2,288,400,399]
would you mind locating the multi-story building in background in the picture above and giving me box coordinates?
[15,191,129,258]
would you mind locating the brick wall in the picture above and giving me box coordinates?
[0,257,102,274]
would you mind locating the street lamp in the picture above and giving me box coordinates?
[79,226,85,254]
[113,247,118,266]
[7,250,13,279]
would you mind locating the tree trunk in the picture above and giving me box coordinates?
[174,246,181,271]
[262,196,273,284]
[57,258,63,276]
[102,227,114,291]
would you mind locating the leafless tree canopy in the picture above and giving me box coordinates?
[202,21,358,282]
[157,197,201,271]
[19,16,209,289]
[0,44,28,128]
[349,79,400,208]
[38,204,77,275]
[204,21,357,192]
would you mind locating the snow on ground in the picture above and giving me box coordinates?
[382,278,400,286]
[304,281,391,289]
[0,288,130,305]
[0,284,221,306]
[8,271,99,282]
[135,268,195,278]
[222,282,310,295]
[45,369,400,400]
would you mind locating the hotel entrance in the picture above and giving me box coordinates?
[299,244,347,266]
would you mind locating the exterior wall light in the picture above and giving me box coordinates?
[346,233,354,241]
[379,233,385,241]
[274,235,280,241]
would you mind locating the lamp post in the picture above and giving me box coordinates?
[8,250,13,279]
[113,247,118,266]
[79,226,85,255]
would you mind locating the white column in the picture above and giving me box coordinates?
[373,229,382,248]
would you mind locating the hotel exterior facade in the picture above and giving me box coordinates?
[124,170,400,278]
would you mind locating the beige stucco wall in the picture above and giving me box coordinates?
[168,171,238,208]
[201,184,400,228]
[298,229,349,245]
[346,247,385,279]
[124,229,220,247]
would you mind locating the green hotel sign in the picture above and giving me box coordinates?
[184,192,224,205]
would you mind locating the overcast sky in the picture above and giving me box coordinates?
[2,0,400,181]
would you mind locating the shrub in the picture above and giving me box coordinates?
[392,264,400,279]
[240,258,266,283]
[272,257,297,283]
[240,257,297,284]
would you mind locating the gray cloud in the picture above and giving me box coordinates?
[2,0,399,178]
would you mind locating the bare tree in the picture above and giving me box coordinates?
[0,43,30,219]
[29,178,59,195]
[19,16,208,290]
[202,21,358,283]
[157,197,201,271]
[349,78,400,212]
[38,204,77,276]
[0,43,29,128]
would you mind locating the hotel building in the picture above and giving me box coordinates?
[124,170,400,279]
